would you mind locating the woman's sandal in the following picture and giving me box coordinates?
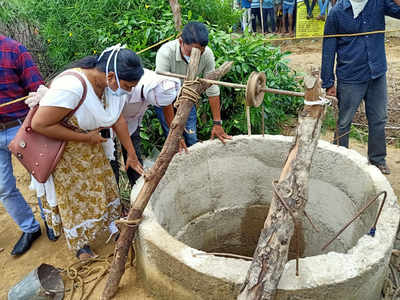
[76,245,98,260]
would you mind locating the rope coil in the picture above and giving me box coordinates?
[174,79,201,108]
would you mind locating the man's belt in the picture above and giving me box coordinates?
[0,118,25,131]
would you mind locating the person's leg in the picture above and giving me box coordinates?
[155,106,170,137]
[183,106,198,147]
[335,81,367,148]
[261,8,268,32]
[0,125,40,234]
[317,0,328,18]
[267,8,275,32]
[121,127,143,187]
[288,11,294,34]
[246,8,253,32]
[251,8,258,32]
[282,4,289,33]
[304,0,311,16]
[364,75,388,167]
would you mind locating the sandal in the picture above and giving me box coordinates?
[76,245,97,260]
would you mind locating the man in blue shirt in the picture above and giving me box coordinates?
[321,0,400,175]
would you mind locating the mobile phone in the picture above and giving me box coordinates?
[100,128,111,138]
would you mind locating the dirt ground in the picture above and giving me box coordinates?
[1,38,400,299]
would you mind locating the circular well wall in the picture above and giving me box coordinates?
[135,135,399,300]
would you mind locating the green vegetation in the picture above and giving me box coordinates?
[1,0,303,156]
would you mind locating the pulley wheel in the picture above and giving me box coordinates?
[245,71,266,107]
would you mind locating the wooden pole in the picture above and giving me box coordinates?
[169,0,182,32]
[246,106,252,136]
[237,73,325,300]
[259,0,264,33]
[101,49,233,300]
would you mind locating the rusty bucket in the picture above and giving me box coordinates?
[8,263,64,300]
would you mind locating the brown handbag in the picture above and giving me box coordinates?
[8,71,88,183]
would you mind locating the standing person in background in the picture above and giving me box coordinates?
[0,35,57,257]
[239,0,252,32]
[321,0,400,175]
[282,0,295,35]
[155,22,231,146]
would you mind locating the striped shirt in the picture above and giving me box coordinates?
[0,35,44,122]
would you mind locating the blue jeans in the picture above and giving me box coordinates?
[0,124,40,233]
[318,0,329,16]
[336,75,387,165]
[155,106,198,147]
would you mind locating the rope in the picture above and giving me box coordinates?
[174,79,201,108]
[265,28,400,42]
[137,32,180,54]
[62,256,111,300]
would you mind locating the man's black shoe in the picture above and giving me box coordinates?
[44,221,58,241]
[11,228,41,256]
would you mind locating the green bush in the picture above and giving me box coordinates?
[2,0,303,157]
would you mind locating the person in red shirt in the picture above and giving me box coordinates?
[0,35,56,257]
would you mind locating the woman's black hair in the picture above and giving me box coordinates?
[69,48,144,82]
[181,22,209,47]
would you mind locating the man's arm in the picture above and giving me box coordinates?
[203,49,232,144]
[384,0,400,18]
[321,11,337,93]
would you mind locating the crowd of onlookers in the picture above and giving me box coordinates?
[236,0,337,36]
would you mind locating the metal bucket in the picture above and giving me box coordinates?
[8,263,64,300]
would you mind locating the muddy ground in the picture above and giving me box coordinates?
[1,38,400,299]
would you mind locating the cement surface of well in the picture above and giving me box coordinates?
[135,135,400,300]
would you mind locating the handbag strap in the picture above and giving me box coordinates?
[57,70,88,122]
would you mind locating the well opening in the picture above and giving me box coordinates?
[136,135,399,300]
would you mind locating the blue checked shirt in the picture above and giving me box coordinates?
[321,0,400,89]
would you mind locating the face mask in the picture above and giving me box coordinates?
[184,55,190,63]
[98,44,132,99]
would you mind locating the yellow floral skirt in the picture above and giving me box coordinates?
[42,136,120,252]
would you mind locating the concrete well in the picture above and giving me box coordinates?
[134,135,400,300]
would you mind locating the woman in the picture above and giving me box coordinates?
[31,45,144,260]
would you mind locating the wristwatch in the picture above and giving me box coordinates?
[213,120,222,126]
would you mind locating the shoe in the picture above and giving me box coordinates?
[44,221,58,241]
[11,229,41,256]
[373,163,391,175]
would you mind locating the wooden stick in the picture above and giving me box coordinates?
[101,49,233,300]
[246,106,252,136]
[238,74,325,300]
[0,95,29,108]
[169,0,182,32]
[156,71,305,97]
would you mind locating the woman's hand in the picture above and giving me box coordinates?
[86,129,107,144]
[126,155,144,175]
